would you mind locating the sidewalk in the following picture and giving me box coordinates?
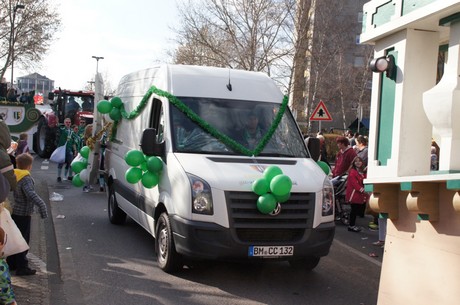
[10,214,50,305]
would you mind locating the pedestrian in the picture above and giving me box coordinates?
[82,124,94,193]
[355,135,378,230]
[6,89,17,103]
[0,120,17,190]
[373,217,387,248]
[345,156,369,232]
[430,146,438,170]
[7,153,48,276]
[346,130,356,147]
[0,174,16,303]
[331,136,357,189]
[98,131,107,192]
[316,134,330,168]
[56,118,79,182]
[355,135,368,168]
[16,133,29,155]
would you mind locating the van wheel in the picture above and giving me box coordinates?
[288,257,320,271]
[155,213,183,273]
[108,184,126,225]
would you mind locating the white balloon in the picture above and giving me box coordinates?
[79,169,89,183]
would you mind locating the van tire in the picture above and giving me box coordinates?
[155,213,182,273]
[108,184,126,225]
[288,257,320,271]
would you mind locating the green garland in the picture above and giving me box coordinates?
[107,85,288,157]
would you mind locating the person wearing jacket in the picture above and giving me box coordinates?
[0,120,16,190]
[7,153,48,276]
[345,156,369,232]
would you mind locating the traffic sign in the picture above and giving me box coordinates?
[310,100,332,121]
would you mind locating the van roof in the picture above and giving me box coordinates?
[117,64,284,103]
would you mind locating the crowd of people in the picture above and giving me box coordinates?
[54,118,106,193]
[316,129,387,248]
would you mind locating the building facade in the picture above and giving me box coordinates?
[17,73,54,96]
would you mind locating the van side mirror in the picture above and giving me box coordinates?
[307,137,320,161]
[48,92,54,100]
[140,128,165,158]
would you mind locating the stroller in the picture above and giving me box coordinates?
[333,174,351,225]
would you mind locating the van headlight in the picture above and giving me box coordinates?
[322,177,334,216]
[187,174,213,215]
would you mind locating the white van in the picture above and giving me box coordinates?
[105,64,335,273]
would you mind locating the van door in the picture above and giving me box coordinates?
[138,97,165,235]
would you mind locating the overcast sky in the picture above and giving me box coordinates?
[16,0,179,91]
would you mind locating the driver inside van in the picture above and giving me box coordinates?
[243,112,264,149]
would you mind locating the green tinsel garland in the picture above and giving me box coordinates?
[109,85,288,157]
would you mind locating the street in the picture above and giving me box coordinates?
[32,156,382,305]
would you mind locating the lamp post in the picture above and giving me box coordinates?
[92,56,104,74]
[10,4,25,88]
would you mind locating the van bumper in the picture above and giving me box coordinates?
[170,215,335,260]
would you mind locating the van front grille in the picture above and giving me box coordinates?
[225,191,315,243]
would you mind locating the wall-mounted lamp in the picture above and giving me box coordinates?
[369,55,395,79]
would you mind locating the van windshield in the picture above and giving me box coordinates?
[170,97,309,158]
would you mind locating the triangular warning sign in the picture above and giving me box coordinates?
[309,100,332,121]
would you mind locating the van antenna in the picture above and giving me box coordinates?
[226,69,232,91]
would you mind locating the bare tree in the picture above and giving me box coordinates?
[172,0,296,88]
[289,0,314,120]
[0,0,61,82]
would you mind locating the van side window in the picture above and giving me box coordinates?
[150,98,164,143]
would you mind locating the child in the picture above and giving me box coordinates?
[345,156,369,232]
[0,227,16,305]
[16,132,30,155]
[7,153,48,276]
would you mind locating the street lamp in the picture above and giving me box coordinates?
[92,56,104,74]
[10,4,25,88]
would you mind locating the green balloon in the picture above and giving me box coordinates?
[71,161,86,174]
[111,96,123,108]
[317,161,330,175]
[257,193,277,214]
[274,192,290,203]
[270,174,292,197]
[109,107,121,121]
[146,156,163,173]
[125,167,143,184]
[139,161,148,172]
[252,178,269,195]
[97,100,112,114]
[264,166,283,182]
[125,150,145,167]
[80,146,90,159]
[72,174,84,187]
[141,171,159,188]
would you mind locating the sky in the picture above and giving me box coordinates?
[16,0,179,91]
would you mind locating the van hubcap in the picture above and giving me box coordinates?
[158,226,168,261]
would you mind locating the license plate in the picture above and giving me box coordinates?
[248,246,294,257]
